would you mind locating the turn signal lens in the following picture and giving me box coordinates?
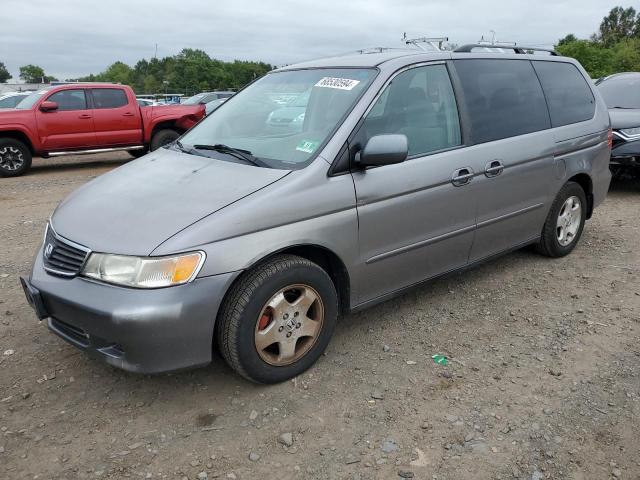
[172,254,202,284]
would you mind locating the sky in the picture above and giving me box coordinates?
[0,0,627,81]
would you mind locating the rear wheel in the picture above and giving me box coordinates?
[536,181,587,257]
[0,138,32,177]
[216,255,338,384]
[150,129,180,151]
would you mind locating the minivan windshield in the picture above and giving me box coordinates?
[179,68,377,169]
[597,74,640,109]
[15,88,51,110]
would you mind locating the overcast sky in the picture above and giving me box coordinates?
[0,0,625,81]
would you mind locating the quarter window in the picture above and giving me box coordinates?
[532,61,595,127]
[46,89,87,111]
[362,64,461,157]
[453,59,550,144]
[91,88,128,109]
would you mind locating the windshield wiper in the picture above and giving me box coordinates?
[193,144,269,167]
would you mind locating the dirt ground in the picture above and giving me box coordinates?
[1,154,639,480]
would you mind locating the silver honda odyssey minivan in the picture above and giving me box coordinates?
[22,46,612,383]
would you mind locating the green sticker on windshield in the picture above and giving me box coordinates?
[296,140,319,154]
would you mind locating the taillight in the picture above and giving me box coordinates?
[607,128,613,149]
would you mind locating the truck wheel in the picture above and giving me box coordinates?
[150,129,180,151]
[0,138,32,177]
[216,255,338,384]
[536,181,587,258]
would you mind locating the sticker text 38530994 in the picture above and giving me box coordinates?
[314,77,361,91]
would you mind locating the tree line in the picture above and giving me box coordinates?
[556,6,640,78]
[0,49,273,95]
[74,49,273,95]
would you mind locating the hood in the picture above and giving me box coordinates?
[51,148,290,256]
[609,109,640,130]
[0,108,33,121]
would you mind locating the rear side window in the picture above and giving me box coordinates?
[92,88,128,109]
[453,59,550,144]
[532,61,595,127]
[47,89,87,111]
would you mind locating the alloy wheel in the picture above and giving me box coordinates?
[556,195,582,247]
[0,146,24,172]
[254,284,324,366]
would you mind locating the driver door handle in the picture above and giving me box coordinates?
[451,167,474,187]
[78,114,92,119]
[123,112,135,117]
[485,160,505,178]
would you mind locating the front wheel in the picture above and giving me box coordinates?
[536,181,587,257]
[0,138,32,177]
[216,255,338,384]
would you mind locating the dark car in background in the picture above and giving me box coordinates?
[596,72,640,176]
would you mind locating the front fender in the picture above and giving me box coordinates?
[0,123,41,152]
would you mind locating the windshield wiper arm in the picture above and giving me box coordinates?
[193,144,269,167]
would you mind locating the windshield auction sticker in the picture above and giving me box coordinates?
[296,140,320,154]
[314,77,361,90]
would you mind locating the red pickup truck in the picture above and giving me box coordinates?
[0,83,205,177]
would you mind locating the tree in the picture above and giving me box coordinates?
[597,6,639,46]
[558,34,578,46]
[556,40,612,78]
[0,62,10,83]
[19,64,47,83]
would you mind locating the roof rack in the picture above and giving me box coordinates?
[402,33,449,51]
[335,47,417,56]
[454,44,559,56]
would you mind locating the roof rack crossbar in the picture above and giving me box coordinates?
[454,44,559,56]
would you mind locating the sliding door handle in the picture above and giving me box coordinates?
[485,160,504,178]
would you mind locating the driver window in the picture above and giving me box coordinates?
[47,89,88,111]
[362,64,461,157]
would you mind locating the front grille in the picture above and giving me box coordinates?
[43,225,90,277]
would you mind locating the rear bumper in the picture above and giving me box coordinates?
[24,248,239,373]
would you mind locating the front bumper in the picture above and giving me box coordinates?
[23,248,239,373]
[611,136,640,166]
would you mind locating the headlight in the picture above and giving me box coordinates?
[619,126,640,138]
[82,252,204,288]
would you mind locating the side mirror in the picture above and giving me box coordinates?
[39,101,59,112]
[357,134,408,167]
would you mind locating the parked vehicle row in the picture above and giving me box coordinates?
[21,47,612,383]
[0,83,206,176]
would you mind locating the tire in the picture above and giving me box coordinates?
[0,138,32,177]
[128,148,148,159]
[149,129,180,151]
[216,254,338,384]
[536,181,587,257]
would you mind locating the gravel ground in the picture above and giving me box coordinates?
[1,154,639,480]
